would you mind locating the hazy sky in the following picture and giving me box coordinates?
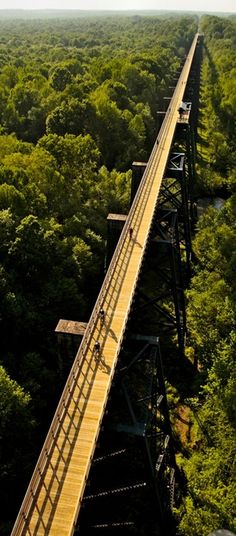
[0,0,235,12]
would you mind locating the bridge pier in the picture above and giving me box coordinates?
[178,122,196,227]
[77,335,176,535]
[133,208,186,358]
[131,150,193,277]
[160,152,192,278]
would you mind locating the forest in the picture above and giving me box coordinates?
[0,12,235,536]
[175,14,236,535]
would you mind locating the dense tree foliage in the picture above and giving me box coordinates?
[0,14,197,533]
[0,365,35,534]
[196,15,236,193]
[176,15,236,536]
[0,16,196,166]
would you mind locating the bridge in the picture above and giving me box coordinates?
[11,33,201,536]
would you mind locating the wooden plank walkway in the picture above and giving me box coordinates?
[11,33,200,536]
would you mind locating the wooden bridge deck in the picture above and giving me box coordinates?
[11,33,200,536]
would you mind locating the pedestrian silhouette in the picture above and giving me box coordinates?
[129,227,133,240]
[94,341,100,360]
[99,308,105,326]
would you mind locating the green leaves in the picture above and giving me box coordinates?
[177,409,236,536]
[179,20,236,535]
[0,365,35,532]
[0,365,32,432]
[0,184,25,214]
[46,98,91,136]
[0,16,197,169]
[187,272,233,362]
[197,16,236,194]
[187,197,236,368]
[49,65,72,91]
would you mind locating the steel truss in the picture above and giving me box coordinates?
[175,119,196,228]
[132,149,193,279]
[134,207,186,357]
[159,152,192,277]
[76,336,176,535]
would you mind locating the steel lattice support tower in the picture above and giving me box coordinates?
[76,335,176,536]
[133,208,186,357]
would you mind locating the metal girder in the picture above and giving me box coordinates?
[77,336,175,535]
[174,120,197,233]
[84,481,147,500]
[133,208,186,356]
[131,152,192,278]
[185,125,196,226]
[89,521,135,530]
[162,152,192,277]
[167,152,185,174]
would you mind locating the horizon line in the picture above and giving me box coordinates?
[0,7,235,12]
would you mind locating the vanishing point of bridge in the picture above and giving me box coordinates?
[11,33,202,536]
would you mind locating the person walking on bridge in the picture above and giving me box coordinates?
[94,341,100,361]
[99,308,105,326]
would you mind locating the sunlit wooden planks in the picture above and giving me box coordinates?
[11,33,200,536]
